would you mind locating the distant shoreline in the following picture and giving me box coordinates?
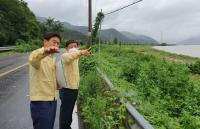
[153,45,200,58]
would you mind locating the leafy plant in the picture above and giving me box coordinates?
[95,44,200,129]
[187,61,200,74]
[15,39,41,52]
[78,58,126,129]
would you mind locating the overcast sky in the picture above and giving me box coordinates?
[24,0,200,43]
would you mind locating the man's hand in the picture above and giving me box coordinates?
[44,46,60,53]
[80,47,91,56]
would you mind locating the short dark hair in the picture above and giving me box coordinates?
[65,40,78,47]
[43,32,61,41]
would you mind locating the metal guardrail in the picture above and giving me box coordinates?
[96,67,113,89]
[0,46,16,51]
[96,67,154,129]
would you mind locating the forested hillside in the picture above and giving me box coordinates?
[0,0,41,46]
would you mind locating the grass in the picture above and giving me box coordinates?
[92,44,200,129]
[123,45,199,63]
[0,51,16,57]
[133,45,200,80]
[78,55,126,129]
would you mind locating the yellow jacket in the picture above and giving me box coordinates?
[29,47,57,101]
[61,50,82,89]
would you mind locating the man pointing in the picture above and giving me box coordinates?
[29,32,61,129]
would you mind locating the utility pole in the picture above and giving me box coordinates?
[88,0,92,47]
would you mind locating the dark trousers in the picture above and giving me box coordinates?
[59,88,78,129]
[30,101,57,129]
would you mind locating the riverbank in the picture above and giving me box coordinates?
[153,45,200,59]
[79,44,200,129]
[134,45,199,63]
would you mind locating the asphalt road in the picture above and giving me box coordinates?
[0,50,80,129]
[0,53,28,74]
[0,53,33,129]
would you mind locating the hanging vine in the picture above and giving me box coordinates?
[92,12,104,44]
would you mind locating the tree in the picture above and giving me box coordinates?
[0,0,41,46]
[113,37,118,44]
[42,17,65,33]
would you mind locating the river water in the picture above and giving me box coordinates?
[153,45,200,58]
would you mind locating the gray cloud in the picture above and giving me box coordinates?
[24,0,200,43]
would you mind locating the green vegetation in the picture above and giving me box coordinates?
[187,61,200,75]
[15,39,42,52]
[0,0,41,46]
[80,44,200,129]
[132,45,199,63]
[0,51,16,57]
[92,12,104,44]
[1,0,200,128]
[78,55,126,129]
[40,17,65,33]
[0,0,65,51]
[14,17,65,52]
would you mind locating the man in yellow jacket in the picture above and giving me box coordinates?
[59,40,91,129]
[29,32,61,129]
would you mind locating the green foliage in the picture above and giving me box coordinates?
[187,61,200,74]
[79,55,97,75]
[78,57,126,129]
[92,12,104,44]
[0,0,41,46]
[15,39,41,52]
[113,37,118,44]
[0,0,64,47]
[95,44,200,129]
[121,61,141,83]
[40,17,65,33]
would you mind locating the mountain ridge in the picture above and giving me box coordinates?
[179,35,200,45]
[37,16,158,44]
